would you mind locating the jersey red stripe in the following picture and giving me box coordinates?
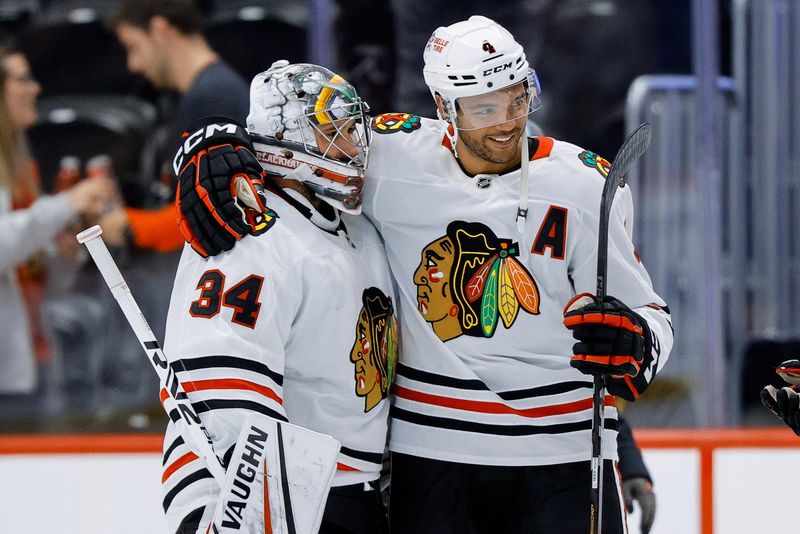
[182,378,283,405]
[394,384,615,418]
[162,451,199,483]
[336,462,360,472]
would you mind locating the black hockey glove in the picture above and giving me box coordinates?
[761,359,800,436]
[563,293,655,401]
[173,118,268,257]
[622,477,656,534]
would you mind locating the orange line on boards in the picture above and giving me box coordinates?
[0,434,163,454]
[633,427,800,448]
[0,428,797,456]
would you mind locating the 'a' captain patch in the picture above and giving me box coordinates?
[371,113,422,134]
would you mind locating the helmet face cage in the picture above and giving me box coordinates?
[284,65,371,170]
[247,61,371,214]
[292,103,371,171]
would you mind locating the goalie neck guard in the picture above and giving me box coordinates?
[246,60,371,214]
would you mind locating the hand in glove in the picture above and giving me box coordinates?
[563,293,655,401]
[622,477,655,534]
[173,118,270,257]
[761,359,800,436]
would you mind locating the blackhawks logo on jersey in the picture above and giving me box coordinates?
[249,205,279,237]
[579,150,612,178]
[371,113,422,134]
[414,221,540,342]
[350,287,398,412]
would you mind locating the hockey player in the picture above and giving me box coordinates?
[162,61,394,534]
[175,16,673,534]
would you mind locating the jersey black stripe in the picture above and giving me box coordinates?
[339,446,383,465]
[498,381,593,401]
[277,423,298,534]
[163,436,185,465]
[390,406,619,436]
[171,355,283,386]
[168,408,180,423]
[193,399,289,422]
[396,363,489,390]
[398,363,593,401]
[162,468,213,512]
[176,506,206,533]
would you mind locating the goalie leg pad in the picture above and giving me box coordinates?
[210,414,341,534]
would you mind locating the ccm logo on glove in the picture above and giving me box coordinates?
[173,122,240,176]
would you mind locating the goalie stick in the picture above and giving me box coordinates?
[76,225,227,483]
[77,226,339,534]
[590,123,652,534]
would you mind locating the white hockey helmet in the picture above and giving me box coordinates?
[423,15,541,131]
[246,60,371,214]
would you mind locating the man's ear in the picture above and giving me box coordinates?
[434,94,451,124]
[149,15,172,40]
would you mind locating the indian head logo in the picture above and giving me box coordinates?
[350,287,398,412]
[414,221,540,342]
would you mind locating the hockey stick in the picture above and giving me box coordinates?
[76,226,227,483]
[590,123,652,534]
[77,226,339,534]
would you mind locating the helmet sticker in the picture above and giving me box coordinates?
[579,150,611,178]
[371,113,422,134]
[426,35,450,54]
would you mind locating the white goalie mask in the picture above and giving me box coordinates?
[423,16,541,134]
[246,60,371,214]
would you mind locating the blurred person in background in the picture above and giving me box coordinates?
[98,0,249,253]
[0,39,114,396]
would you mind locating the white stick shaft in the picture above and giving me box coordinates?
[77,225,226,483]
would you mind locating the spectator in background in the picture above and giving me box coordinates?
[0,40,114,395]
[99,0,249,252]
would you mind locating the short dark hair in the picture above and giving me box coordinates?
[107,0,206,34]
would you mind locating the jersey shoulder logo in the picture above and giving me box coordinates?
[350,287,398,412]
[414,221,541,342]
[249,205,279,237]
[372,113,422,134]
[579,150,611,178]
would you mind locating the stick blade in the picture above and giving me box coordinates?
[608,122,652,186]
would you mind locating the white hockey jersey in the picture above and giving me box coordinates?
[160,190,397,529]
[363,114,673,466]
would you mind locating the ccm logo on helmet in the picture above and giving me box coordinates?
[483,62,513,77]
[172,123,239,175]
